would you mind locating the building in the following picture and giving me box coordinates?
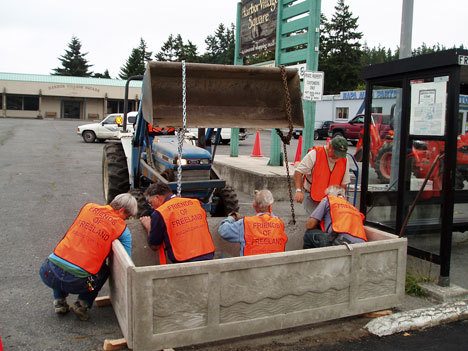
[0,72,142,120]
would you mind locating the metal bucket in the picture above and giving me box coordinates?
[141,61,304,129]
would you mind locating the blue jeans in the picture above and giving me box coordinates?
[303,229,331,249]
[39,258,109,307]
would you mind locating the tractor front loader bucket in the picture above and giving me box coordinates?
[141,61,304,129]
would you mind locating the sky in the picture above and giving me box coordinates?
[1,0,467,78]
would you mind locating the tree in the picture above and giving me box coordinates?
[201,23,235,64]
[318,0,363,94]
[52,36,93,76]
[155,34,199,62]
[119,38,153,79]
[93,69,111,79]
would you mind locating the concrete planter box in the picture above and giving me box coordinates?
[109,221,406,351]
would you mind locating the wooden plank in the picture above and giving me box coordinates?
[362,309,393,318]
[283,1,310,20]
[281,17,309,35]
[103,338,127,351]
[95,296,111,307]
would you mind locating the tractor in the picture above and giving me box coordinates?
[355,119,468,190]
[101,62,303,217]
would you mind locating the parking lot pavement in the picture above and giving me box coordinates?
[1,118,466,351]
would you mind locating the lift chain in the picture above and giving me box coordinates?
[176,61,187,197]
[276,65,296,225]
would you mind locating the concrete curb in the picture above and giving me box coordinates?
[365,300,468,337]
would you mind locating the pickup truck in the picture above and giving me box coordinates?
[187,128,249,145]
[328,113,392,145]
[77,112,138,143]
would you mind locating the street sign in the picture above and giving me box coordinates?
[302,71,324,101]
[288,63,306,80]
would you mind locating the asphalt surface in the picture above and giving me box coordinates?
[0,118,466,351]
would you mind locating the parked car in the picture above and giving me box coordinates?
[77,112,138,143]
[292,120,333,140]
[328,113,392,145]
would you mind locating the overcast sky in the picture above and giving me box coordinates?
[1,0,466,78]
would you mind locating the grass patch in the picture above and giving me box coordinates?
[405,273,430,297]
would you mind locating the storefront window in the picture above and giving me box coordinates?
[6,94,39,110]
[6,95,22,110]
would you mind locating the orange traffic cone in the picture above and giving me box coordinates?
[291,135,303,165]
[250,131,263,157]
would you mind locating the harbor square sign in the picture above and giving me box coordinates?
[240,0,278,57]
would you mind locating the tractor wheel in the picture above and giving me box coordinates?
[374,143,393,183]
[82,130,96,143]
[102,143,130,204]
[129,189,153,218]
[212,186,239,217]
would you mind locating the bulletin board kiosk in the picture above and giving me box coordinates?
[359,49,468,286]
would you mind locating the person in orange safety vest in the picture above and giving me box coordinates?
[303,185,367,249]
[39,193,138,321]
[139,182,215,264]
[293,135,350,215]
[218,189,288,256]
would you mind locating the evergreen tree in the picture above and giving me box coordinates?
[52,36,93,76]
[201,23,235,64]
[318,0,362,94]
[155,34,193,62]
[119,38,152,79]
[93,69,111,79]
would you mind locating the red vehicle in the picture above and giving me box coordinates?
[355,123,468,189]
[328,114,392,145]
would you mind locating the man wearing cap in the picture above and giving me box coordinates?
[293,135,350,214]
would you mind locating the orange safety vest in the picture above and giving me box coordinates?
[157,197,215,263]
[53,204,127,274]
[310,146,346,202]
[321,195,367,241]
[243,214,288,256]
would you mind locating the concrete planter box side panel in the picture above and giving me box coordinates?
[110,222,406,351]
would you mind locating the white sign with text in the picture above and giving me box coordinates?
[302,71,324,101]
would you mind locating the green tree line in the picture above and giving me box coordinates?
[52,0,464,94]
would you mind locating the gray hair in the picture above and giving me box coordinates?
[110,193,138,217]
[325,185,346,197]
[253,189,274,212]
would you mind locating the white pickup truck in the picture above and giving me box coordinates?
[77,112,138,143]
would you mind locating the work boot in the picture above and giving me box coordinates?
[70,300,90,321]
[53,298,70,314]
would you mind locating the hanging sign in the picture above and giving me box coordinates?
[302,71,324,101]
[240,0,278,57]
[409,81,447,136]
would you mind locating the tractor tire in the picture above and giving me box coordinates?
[374,143,393,183]
[129,189,153,218]
[82,130,96,143]
[212,186,239,217]
[102,143,130,204]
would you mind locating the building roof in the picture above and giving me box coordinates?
[0,72,142,87]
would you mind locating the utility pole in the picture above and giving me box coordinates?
[390,0,413,184]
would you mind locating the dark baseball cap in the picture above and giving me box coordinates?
[331,135,348,158]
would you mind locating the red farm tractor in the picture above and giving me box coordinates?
[355,122,468,190]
